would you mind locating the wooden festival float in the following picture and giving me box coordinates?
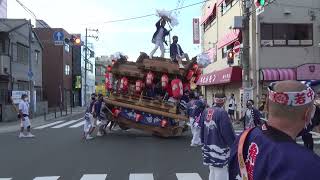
[104,52,202,137]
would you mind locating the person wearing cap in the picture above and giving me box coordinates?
[18,94,35,138]
[83,93,97,140]
[229,80,320,180]
[186,91,205,147]
[199,93,236,180]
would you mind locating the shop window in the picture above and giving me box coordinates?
[86,62,93,72]
[17,43,29,64]
[0,32,9,55]
[203,12,217,32]
[221,0,239,15]
[35,50,40,64]
[261,23,313,46]
[222,44,234,59]
[65,65,70,75]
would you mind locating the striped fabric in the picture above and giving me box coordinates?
[278,68,296,80]
[261,68,296,81]
[262,69,280,81]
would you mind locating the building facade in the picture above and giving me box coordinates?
[95,56,112,95]
[199,0,320,118]
[34,28,73,108]
[71,37,82,107]
[0,18,45,121]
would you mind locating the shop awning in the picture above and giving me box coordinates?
[261,69,280,81]
[217,29,241,49]
[197,66,242,86]
[201,3,217,25]
[278,68,296,81]
[217,0,225,6]
[261,68,296,81]
[297,63,320,80]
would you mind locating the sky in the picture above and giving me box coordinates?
[8,0,203,61]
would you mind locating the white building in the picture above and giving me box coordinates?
[199,0,320,117]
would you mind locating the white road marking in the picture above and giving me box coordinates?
[0,178,12,180]
[129,173,154,180]
[176,173,202,180]
[34,121,64,129]
[80,174,107,180]
[69,120,85,128]
[51,119,82,129]
[33,176,60,180]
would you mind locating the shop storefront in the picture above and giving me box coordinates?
[197,66,242,118]
[259,68,296,95]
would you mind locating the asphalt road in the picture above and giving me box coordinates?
[0,123,207,180]
[0,118,319,180]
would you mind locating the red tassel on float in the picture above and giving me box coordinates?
[160,119,168,128]
[186,70,194,81]
[135,113,142,122]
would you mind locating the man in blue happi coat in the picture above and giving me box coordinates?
[229,80,320,180]
[200,93,236,180]
[186,92,205,147]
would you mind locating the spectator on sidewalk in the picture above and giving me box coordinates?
[83,93,97,140]
[18,94,35,138]
[227,93,237,123]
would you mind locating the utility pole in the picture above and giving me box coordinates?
[241,0,251,108]
[84,28,88,105]
[28,19,35,114]
[83,28,98,105]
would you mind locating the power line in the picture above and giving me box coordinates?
[15,0,48,28]
[88,0,209,24]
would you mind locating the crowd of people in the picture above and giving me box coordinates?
[185,80,320,180]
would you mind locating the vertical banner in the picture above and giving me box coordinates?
[193,18,200,44]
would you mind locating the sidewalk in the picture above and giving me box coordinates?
[0,106,86,133]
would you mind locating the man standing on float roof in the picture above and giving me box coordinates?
[149,17,170,58]
[229,80,320,180]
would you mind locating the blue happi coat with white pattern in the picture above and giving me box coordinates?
[200,106,236,168]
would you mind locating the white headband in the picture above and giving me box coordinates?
[214,97,225,104]
[268,86,315,106]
